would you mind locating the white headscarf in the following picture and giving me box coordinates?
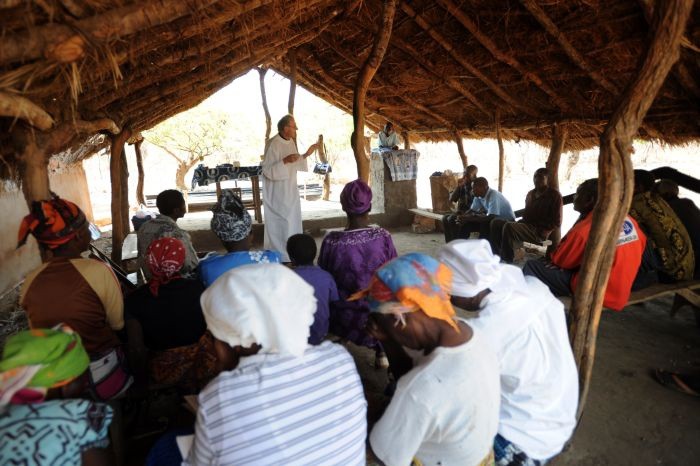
[438,239,529,298]
[200,263,317,357]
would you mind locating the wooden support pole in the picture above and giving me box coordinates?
[569,0,692,418]
[133,137,146,206]
[453,131,467,170]
[257,67,272,146]
[402,131,410,150]
[288,48,297,115]
[317,134,331,201]
[352,0,397,182]
[546,123,567,250]
[14,128,51,207]
[496,112,505,192]
[110,128,132,264]
[0,92,55,130]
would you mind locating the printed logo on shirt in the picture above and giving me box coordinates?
[617,218,639,245]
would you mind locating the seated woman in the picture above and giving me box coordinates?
[125,237,216,390]
[152,264,367,465]
[18,195,132,400]
[199,189,281,286]
[0,324,114,465]
[318,179,397,368]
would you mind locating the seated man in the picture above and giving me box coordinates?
[523,179,646,311]
[655,179,700,279]
[137,189,198,279]
[363,253,500,466]
[185,264,367,465]
[630,170,694,281]
[378,121,400,150]
[491,168,562,263]
[453,177,515,242]
[443,164,478,242]
[439,240,578,466]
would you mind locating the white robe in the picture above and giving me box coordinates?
[378,130,399,148]
[262,134,307,261]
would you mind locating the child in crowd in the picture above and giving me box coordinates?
[287,234,339,344]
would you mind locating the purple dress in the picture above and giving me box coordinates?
[318,227,397,350]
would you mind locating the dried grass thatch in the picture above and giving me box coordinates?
[0,0,698,172]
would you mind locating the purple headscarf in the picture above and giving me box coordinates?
[340,180,372,215]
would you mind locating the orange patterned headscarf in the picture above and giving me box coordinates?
[17,195,87,250]
[351,253,458,330]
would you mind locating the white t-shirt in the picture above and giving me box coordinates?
[465,277,579,460]
[370,333,500,466]
[185,341,367,465]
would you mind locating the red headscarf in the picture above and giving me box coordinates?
[146,237,186,296]
[17,195,87,249]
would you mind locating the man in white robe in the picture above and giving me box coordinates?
[262,115,317,261]
[378,121,400,149]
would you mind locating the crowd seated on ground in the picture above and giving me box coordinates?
[490,167,563,263]
[630,169,695,282]
[198,188,281,287]
[287,233,339,345]
[0,325,115,465]
[17,195,133,400]
[523,179,646,311]
[137,189,199,279]
[440,240,578,464]
[124,237,216,390]
[318,179,397,369]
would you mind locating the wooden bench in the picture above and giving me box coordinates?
[559,280,700,325]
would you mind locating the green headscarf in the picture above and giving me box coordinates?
[0,325,89,393]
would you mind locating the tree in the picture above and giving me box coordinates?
[144,106,228,192]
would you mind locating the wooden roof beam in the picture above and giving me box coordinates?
[347,18,490,118]
[400,2,539,117]
[435,0,573,113]
[519,0,620,95]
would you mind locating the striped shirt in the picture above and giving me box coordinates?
[184,341,367,466]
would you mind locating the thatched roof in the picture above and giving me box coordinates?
[1,0,698,169]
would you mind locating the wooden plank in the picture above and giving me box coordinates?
[409,208,444,221]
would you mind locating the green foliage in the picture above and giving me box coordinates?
[144,106,230,165]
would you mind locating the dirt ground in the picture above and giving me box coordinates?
[1,226,698,465]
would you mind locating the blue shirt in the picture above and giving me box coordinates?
[199,250,282,287]
[470,188,515,220]
[292,265,339,344]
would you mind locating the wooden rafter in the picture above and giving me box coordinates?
[400,2,539,117]
[436,0,573,113]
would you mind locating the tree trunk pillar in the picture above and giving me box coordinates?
[546,123,567,250]
[317,134,331,201]
[257,67,272,146]
[16,131,51,207]
[352,0,397,182]
[496,111,505,192]
[133,137,146,206]
[110,128,132,264]
[453,131,467,170]
[288,48,297,115]
[402,130,410,150]
[569,0,692,418]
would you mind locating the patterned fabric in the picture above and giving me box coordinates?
[318,227,397,349]
[199,250,282,287]
[0,324,89,408]
[87,346,133,401]
[17,194,87,249]
[372,149,420,181]
[340,179,373,214]
[630,191,695,280]
[494,434,543,466]
[191,164,263,189]
[0,399,112,464]
[146,238,186,296]
[353,253,457,330]
[210,189,252,242]
[137,215,199,280]
[148,332,217,391]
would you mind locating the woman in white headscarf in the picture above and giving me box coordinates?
[183,263,367,466]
